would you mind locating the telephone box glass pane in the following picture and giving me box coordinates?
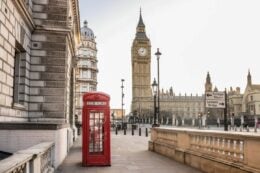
[89,111,104,154]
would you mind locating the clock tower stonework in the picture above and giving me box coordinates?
[131,11,152,114]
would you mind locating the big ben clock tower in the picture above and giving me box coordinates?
[131,11,152,114]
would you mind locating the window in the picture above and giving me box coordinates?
[80,60,88,66]
[251,95,253,101]
[89,85,96,91]
[251,105,254,111]
[91,72,96,80]
[13,42,26,106]
[91,61,95,68]
[80,85,88,92]
[81,70,90,78]
[89,112,104,154]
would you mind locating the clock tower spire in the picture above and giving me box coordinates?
[131,10,152,115]
[135,8,148,40]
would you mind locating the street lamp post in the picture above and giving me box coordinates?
[207,110,210,127]
[224,89,228,131]
[111,112,115,129]
[121,79,125,129]
[198,113,202,129]
[155,48,161,124]
[152,78,159,127]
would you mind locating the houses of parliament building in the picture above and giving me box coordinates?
[131,11,260,121]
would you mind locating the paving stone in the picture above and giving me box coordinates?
[56,131,202,173]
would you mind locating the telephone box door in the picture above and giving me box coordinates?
[82,92,111,166]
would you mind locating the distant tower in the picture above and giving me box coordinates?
[247,69,252,86]
[75,20,98,122]
[131,10,152,114]
[213,86,218,92]
[205,72,212,92]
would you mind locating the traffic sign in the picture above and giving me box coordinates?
[205,92,225,108]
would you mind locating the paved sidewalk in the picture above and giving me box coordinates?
[56,131,201,173]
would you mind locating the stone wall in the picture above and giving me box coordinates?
[0,123,70,168]
[0,0,80,122]
[0,0,81,168]
[29,0,79,122]
[0,0,32,121]
[29,31,69,122]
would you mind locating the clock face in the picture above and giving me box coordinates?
[138,47,147,56]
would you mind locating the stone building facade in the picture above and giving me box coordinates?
[0,0,81,167]
[75,20,98,123]
[131,12,204,121]
[227,87,243,117]
[111,108,125,120]
[130,11,260,122]
[228,71,260,117]
[205,71,260,119]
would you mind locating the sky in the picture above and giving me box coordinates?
[79,0,260,114]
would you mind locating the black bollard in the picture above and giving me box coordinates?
[115,127,118,135]
[124,127,126,135]
[139,128,141,136]
[132,127,134,136]
[145,128,148,137]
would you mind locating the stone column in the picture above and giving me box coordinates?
[202,115,206,127]
[172,115,175,126]
[241,115,244,127]
[231,116,234,128]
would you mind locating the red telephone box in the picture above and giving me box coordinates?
[82,92,111,166]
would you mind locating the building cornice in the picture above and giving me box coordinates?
[0,122,70,130]
[13,0,35,31]
[71,0,81,44]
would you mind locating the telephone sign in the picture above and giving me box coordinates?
[86,101,107,106]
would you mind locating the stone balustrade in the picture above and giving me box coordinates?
[149,127,260,173]
[0,142,54,173]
